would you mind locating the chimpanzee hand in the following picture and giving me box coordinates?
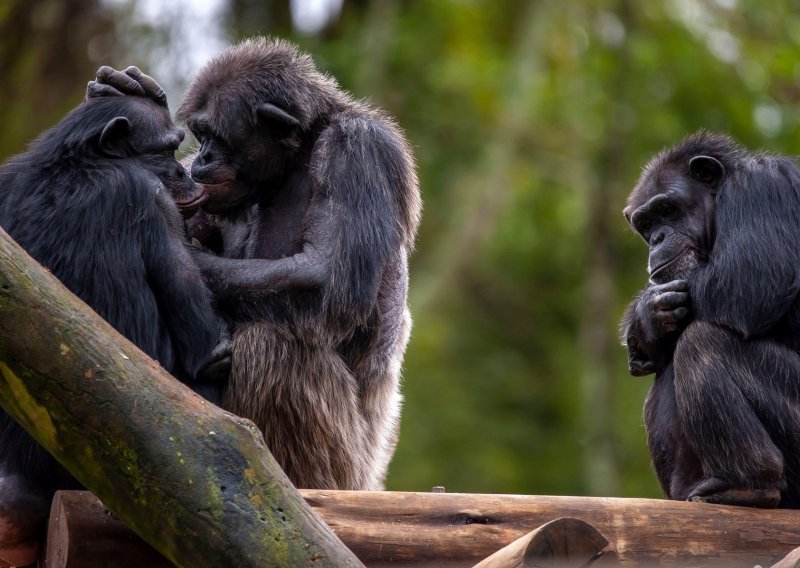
[626,336,656,377]
[86,66,168,108]
[637,279,691,337]
[197,336,232,384]
[623,279,691,376]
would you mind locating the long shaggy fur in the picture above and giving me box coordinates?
[622,131,800,508]
[0,95,228,543]
[182,37,421,489]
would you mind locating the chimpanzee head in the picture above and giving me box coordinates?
[176,37,341,214]
[81,96,202,217]
[623,132,745,284]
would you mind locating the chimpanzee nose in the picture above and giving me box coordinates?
[651,227,667,246]
[198,142,213,166]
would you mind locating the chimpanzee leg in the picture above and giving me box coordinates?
[0,411,82,566]
[0,415,51,566]
[644,364,704,500]
[672,321,791,507]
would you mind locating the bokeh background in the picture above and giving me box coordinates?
[3,0,800,499]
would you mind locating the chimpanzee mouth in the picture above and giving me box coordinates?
[193,177,236,189]
[175,191,208,211]
[649,252,696,283]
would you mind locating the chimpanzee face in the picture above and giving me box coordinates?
[96,98,204,218]
[624,155,723,284]
[183,101,301,215]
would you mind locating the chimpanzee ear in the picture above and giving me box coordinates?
[689,155,725,189]
[99,117,132,158]
[256,103,300,137]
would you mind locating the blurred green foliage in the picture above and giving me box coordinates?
[3,0,800,499]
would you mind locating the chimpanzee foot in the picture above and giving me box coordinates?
[0,474,48,567]
[688,477,782,508]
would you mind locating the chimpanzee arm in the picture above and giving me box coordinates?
[138,178,229,383]
[192,238,331,297]
[621,280,691,376]
[691,158,800,338]
[311,113,416,324]
[195,113,416,327]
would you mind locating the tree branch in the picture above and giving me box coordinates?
[0,226,362,568]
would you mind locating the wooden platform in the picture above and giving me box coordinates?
[44,489,800,567]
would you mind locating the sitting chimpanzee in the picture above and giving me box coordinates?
[0,73,229,564]
[621,131,800,508]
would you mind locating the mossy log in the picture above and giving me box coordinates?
[0,226,363,567]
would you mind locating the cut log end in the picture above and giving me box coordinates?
[524,517,610,567]
[474,517,612,568]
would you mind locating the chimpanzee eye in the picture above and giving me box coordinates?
[659,202,676,217]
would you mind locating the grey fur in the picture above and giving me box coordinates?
[180,37,421,490]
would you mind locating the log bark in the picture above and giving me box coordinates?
[46,489,800,567]
[0,225,363,568]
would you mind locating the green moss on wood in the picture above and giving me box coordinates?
[0,361,59,450]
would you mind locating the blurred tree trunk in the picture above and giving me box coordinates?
[228,0,293,39]
[577,1,634,497]
[0,0,117,159]
[414,2,556,310]
[354,0,399,95]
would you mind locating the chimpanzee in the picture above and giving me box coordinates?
[621,131,800,508]
[0,85,229,564]
[93,38,422,490]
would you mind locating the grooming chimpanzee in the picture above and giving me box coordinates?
[0,85,229,564]
[621,131,800,508]
[94,38,422,490]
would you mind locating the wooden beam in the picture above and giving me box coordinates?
[46,490,800,567]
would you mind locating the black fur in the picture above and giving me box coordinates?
[0,95,228,551]
[621,131,800,508]
[174,37,422,489]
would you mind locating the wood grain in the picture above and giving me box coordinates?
[46,490,800,567]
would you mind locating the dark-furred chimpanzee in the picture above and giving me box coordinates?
[621,131,800,508]
[0,84,229,564]
[94,38,422,491]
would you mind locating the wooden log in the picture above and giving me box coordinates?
[46,490,800,567]
[305,490,800,567]
[472,517,612,568]
[0,225,362,568]
[46,492,172,568]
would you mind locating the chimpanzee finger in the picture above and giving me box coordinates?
[94,66,146,97]
[86,81,124,99]
[654,291,689,310]
[629,357,655,377]
[656,307,690,332]
[671,307,690,321]
[123,66,168,107]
